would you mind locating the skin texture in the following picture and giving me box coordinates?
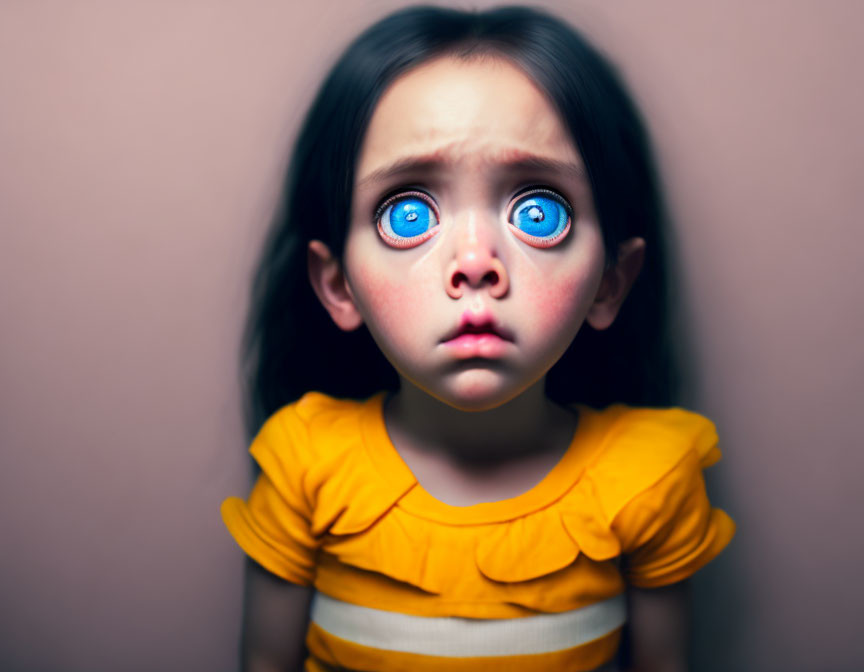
[309,55,645,470]
[347,55,610,418]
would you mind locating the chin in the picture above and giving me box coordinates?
[424,376,533,413]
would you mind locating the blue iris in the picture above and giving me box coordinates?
[510,193,569,239]
[381,197,436,239]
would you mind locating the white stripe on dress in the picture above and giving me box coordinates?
[309,591,627,657]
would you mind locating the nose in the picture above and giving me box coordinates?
[445,227,510,300]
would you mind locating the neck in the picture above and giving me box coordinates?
[382,378,578,471]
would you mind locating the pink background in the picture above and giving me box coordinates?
[1,1,861,670]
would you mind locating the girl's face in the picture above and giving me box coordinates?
[314,55,634,411]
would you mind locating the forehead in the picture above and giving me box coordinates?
[356,55,582,178]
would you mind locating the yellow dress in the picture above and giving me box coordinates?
[222,391,735,671]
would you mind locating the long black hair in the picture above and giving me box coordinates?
[242,5,679,437]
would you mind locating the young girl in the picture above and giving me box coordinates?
[222,6,735,671]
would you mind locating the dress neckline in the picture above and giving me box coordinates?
[359,391,603,525]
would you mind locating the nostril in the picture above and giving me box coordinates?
[449,268,501,291]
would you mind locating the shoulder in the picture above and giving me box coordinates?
[250,391,373,475]
[586,404,720,468]
[577,407,737,585]
[580,404,722,523]
[262,390,367,431]
[251,391,410,537]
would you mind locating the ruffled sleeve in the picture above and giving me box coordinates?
[590,407,736,588]
[220,400,318,586]
[614,449,736,588]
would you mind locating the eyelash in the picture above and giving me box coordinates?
[371,184,574,247]
[508,185,573,217]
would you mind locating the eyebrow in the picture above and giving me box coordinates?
[356,152,587,189]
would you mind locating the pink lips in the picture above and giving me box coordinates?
[441,310,514,359]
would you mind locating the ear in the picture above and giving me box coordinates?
[307,239,364,331]
[586,237,646,331]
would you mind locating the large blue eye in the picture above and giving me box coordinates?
[508,190,572,245]
[376,192,439,247]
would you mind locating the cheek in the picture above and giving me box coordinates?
[349,263,427,340]
[522,265,601,335]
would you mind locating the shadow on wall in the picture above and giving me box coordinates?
[667,217,749,672]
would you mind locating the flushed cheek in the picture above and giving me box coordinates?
[348,263,433,350]
[520,268,600,341]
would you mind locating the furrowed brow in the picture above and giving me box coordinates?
[502,156,587,183]
[356,153,586,189]
[357,158,444,189]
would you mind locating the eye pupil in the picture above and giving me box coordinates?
[405,211,418,222]
[527,205,544,222]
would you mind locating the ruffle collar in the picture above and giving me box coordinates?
[317,394,623,593]
[323,475,623,594]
